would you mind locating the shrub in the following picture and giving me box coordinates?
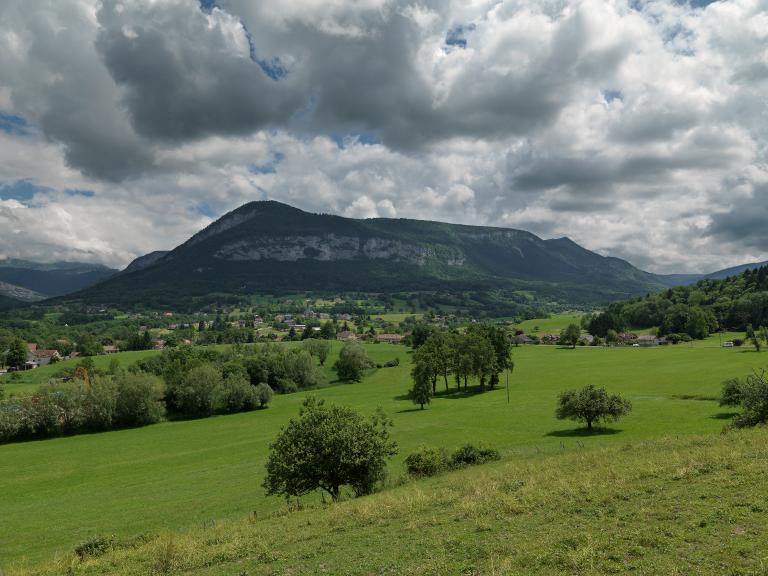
[449,444,501,468]
[383,357,400,368]
[74,535,115,559]
[168,364,223,418]
[405,446,448,477]
[114,373,166,427]
[220,373,258,413]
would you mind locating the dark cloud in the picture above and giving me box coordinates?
[708,183,768,250]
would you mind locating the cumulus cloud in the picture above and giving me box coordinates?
[0,0,766,273]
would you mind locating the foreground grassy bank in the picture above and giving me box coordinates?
[2,342,766,568]
[13,428,768,575]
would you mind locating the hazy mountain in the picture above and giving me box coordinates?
[70,201,670,308]
[657,260,768,287]
[0,259,117,297]
[0,280,46,302]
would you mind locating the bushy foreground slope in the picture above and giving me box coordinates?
[16,429,768,576]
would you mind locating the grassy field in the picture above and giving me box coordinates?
[15,428,768,575]
[2,341,767,570]
[515,313,584,335]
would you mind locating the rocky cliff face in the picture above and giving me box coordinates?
[212,234,459,266]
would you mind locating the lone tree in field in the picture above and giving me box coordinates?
[560,324,582,348]
[263,397,397,500]
[303,338,331,366]
[556,384,632,430]
[333,341,374,382]
[254,382,274,408]
[410,362,433,409]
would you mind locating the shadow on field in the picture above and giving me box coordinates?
[545,427,622,437]
[394,386,492,402]
[711,412,738,420]
[396,407,426,414]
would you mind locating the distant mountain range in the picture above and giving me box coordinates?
[0,259,117,302]
[56,201,687,309]
[5,202,765,311]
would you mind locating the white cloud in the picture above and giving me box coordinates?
[0,0,765,274]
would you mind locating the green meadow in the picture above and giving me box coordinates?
[2,340,766,570]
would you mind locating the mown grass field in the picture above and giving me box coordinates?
[16,429,768,575]
[2,340,766,570]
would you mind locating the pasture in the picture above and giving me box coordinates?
[1,340,766,569]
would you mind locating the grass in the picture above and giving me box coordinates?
[515,313,584,335]
[13,428,768,575]
[2,341,767,570]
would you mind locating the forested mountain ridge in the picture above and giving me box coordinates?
[65,201,669,309]
[589,264,768,338]
[0,259,117,299]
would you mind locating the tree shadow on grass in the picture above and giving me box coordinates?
[711,412,738,420]
[545,427,623,438]
[394,385,495,402]
[396,407,426,414]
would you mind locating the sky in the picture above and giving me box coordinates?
[0,0,766,273]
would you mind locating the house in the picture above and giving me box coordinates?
[376,333,403,344]
[541,334,560,344]
[337,313,352,321]
[163,311,173,317]
[636,335,659,347]
[619,332,638,344]
[102,345,120,354]
[336,330,357,341]
[27,347,61,367]
[515,334,534,345]
[578,334,595,345]
[152,339,167,350]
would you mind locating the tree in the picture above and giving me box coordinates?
[303,339,331,366]
[560,324,581,348]
[605,329,618,346]
[263,397,397,500]
[555,385,632,430]
[746,324,761,352]
[6,338,27,369]
[410,363,433,409]
[333,341,374,382]
[254,383,274,408]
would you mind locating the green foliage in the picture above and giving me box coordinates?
[6,337,27,368]
[168,364,224,418]
[556,384,632,430]
[409,363,433,409]
[746,324,761,352]
[113,372,166,427]
[220,372,258,413]
[302,338,331,366]
[449,443,501,468]
[404,446,448,477]
[725,370,768,428]
[560,323,581,348]
[334,341,374,382]
[254,382,274,408]
[74,535,115,559]
[263,397,397,500]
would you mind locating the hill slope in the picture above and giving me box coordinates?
[0,259,117,297]
[15,429,768,576]
[71,201,667,308]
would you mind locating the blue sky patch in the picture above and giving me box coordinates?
[330,131,382,149]
[603,89,624,103]
[64,189,96,198]
[446,24,476,50]
[199,0,217,13]
[0,180,51,204]
[250,152,285,175]
[0,113,32,136]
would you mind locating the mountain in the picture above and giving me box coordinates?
[0,259,117,298]
[658,260,768,287]
[68,201,669,309]
[121,251,170,274]
[0,280,46,302]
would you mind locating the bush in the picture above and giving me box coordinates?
[405,446,448,477]
[168,364,223,418]
[449,444,501,468]
[74,535,115,559]
[114,373,166,427]
[383,357,400,368]
[220,373,258,413]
